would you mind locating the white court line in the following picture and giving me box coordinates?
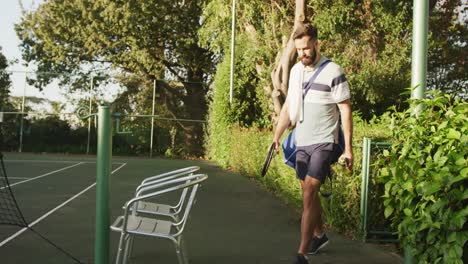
[0,162,84,190]
[0,163,127,248]
[5,160,80,163]
[5,160,127,165]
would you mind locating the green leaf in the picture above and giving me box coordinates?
[455,157,466,166]
[462,189,468,200]
[384,206,394,218]
[402,181,413,191]
[438,121,448,130]
[432,221,441,229]
[447,175,467,188]
[418,222,430,231]
[403,208,412,216]
[445,110,456,118]
[450,209,467,229]
[454,245,464,258]
[448,247,457,258]
[447,129,461,139]
[423,182,442,196]
[433,149,443,162]
[431,199,446,212]
[427,230,439,243]
[462,168,468,178]
[447,232,457,243]
[383,149,390,157]
[437,157,449,166]
[380,167,389,177]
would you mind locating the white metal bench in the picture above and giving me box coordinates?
[132,166,200,220]
[111,173,208,264]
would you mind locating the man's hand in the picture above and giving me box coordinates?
[339,150,354,171]
[273,138,280,153]
[337,99,353,171]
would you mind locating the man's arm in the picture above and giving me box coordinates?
[273,101,291,152]
[337,99,353,170]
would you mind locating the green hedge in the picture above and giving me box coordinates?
[379,91,467,263]
[207,94,467,263]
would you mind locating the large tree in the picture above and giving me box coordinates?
[16,0,214,155]
[200,0,414,123]
[0,47,19,151]
[200,0,465,125]
[427,0,467,96]
[0,47,11,111]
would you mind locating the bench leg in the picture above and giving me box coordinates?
[122,234,134,264]
[115,232,129,264]
[174,236,188,264]
[127,235,135,259]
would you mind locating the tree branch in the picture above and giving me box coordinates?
[270,0,305,121]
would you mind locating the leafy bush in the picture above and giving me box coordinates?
[206,44,270,164]
[379,91,467,263]
[23,116,72,152]
[322,113,393,237]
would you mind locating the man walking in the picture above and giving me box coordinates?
[273,23,354,264]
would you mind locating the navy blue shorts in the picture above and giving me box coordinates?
[295,143,340,183]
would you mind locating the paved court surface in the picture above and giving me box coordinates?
[0,153,403,263]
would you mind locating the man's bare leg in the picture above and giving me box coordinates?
[298,176,322,254]
[314,198,323,237]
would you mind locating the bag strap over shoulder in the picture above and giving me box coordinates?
[302,59,331,99]
[300,59,331,122]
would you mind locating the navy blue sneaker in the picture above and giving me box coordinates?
[294,254,308,264]
[308,234,329,254]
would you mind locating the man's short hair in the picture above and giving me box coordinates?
[293,23,318,41]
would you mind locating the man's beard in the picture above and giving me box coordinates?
[301,48,317,66]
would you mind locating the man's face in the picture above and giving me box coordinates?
[294,36,317,66]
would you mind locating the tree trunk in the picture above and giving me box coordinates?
[269,0,307,124]
[181,68,207,157]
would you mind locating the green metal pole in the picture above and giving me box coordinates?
[87,75,94,155]
[405,1,428,262]
[411,0,428,101]
[405,248,415,264]
[229,0,236,104]
[150,79,156,158]
[360,137,371,241]
[95,105,112,264]
[19,73,27,153]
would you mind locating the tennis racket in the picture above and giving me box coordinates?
[261,142,276,177]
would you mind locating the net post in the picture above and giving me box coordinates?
[95,105,112,264]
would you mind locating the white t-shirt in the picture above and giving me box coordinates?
[286,56,350,146]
